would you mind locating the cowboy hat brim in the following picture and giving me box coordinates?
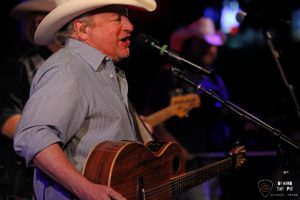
[11,0,56,19]
[34,0,157,45]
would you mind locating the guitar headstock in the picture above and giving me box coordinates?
[170,93,201,118]
[229,145,247,169]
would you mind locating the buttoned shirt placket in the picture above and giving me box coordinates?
[103,57,138,141]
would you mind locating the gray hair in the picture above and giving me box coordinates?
[55,14,93,46]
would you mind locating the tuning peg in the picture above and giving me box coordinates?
[225,141,245,157]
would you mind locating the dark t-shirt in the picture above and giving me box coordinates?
[0,46,52,199]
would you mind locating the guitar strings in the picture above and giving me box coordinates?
[127,159,231,199]
[146,159,231,199]
[124,158,232,199]
[144,158,232,199]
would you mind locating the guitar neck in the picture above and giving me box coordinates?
[146,106,175,127]
[170,157,232,197]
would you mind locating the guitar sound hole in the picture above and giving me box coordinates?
[172,156,181,172]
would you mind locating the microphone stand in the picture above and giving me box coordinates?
[262,28,300,121]
[171,65,300,198]
[262,28,300,197]
[170,66,300,152]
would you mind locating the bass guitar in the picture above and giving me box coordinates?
[145,93,200,127]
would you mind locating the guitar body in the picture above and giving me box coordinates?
[82,141,186,200]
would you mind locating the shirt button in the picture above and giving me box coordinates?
[109,73,114,79]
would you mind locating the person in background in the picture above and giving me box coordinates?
[144,16,234,200]
[0,0,59,198]
[0,0,60,140]
[13,0,156,199]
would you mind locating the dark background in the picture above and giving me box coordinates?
[1,0,300,199]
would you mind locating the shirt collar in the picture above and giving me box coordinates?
[65,38,106,71]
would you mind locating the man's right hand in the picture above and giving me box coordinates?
[77,182,126,200]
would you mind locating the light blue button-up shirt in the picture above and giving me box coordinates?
[14,38,137,199]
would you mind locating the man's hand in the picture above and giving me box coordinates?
[76,182,126,200]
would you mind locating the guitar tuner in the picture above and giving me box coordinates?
[233,141,241,147]
[225,141,242,157]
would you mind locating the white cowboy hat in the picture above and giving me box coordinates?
[170,17,225,51]
[11,0,56,19]
[34,0,157,45]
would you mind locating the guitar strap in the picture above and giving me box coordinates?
[115,67,153,144]
[128,101,154,144]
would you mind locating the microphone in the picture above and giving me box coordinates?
[236,10,290,27]
[135,33,212,75]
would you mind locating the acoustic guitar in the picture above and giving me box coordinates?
[145,93,200,128]
[82,140,245,200]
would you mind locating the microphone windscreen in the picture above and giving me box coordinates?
[135,33,149,47]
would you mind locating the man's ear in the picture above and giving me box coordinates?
[73,21,88,41]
